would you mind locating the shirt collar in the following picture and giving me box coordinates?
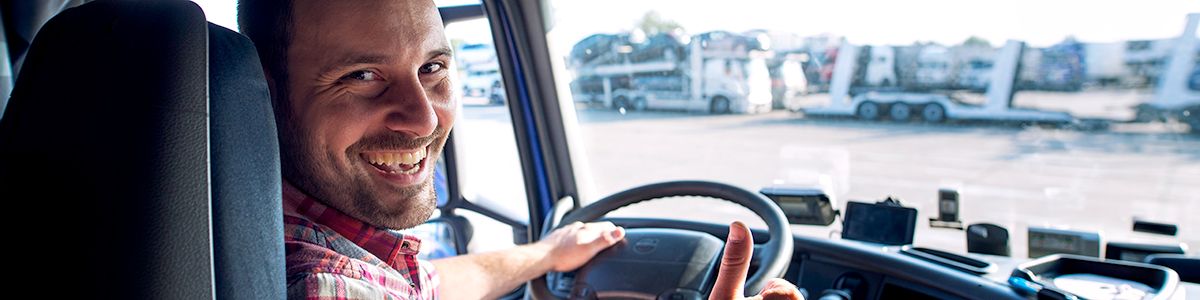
[282,181,423,263]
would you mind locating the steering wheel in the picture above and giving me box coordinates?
[529,181,794,300]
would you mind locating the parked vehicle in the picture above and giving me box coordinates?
[1084,42,1128,87]
[802,41,1074,124]
[568,31,772,114]
[769,53,810,110]
[915,45,952,89]
[1133,13,1200,132]
[458,43,506,104]
[864,45,897,87]
[1024,39,1084,91]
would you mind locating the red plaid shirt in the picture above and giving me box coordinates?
[283,182,440,299]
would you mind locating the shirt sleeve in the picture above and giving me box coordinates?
[418,259,440,299]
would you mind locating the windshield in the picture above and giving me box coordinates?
[541,0,1200,259]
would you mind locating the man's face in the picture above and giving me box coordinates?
[280,0,456,229]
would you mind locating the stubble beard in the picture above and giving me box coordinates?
[279,119,443,230]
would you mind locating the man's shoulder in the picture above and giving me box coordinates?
[283,214,391,269]
[283,214,336,246]
[285,240,366,280]
[286,241,432,299]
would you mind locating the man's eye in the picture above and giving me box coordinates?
[342,70,380,81]
[419,62,445,74]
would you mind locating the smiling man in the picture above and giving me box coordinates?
[238,0,801,299]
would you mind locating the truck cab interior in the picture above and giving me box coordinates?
[1,0,1197,299]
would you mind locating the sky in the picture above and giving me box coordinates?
[193,0,1199,53]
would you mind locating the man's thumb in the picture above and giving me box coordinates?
[709,221,753,300]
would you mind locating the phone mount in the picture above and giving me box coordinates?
[929,188,964,230]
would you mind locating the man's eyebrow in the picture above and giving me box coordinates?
[322,54,393,74]
[429,47,453,59]
[321,48,452,74]
[342,54,394,66]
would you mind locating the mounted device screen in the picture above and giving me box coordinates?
[760,187,837,226]
[841,201,917,245]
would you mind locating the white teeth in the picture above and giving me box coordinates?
[386,168,420,175]
[398,164,420,175]
[364,148,428,167]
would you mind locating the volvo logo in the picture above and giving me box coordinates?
[633,238,659,254]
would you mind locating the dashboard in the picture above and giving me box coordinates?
[784,231,1019,300]
[601,217,1189,300]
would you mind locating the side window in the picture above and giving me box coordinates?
[192,0,238,31]
[438,3,531,254]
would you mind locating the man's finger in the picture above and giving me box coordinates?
[709,221,753,300]
[758,278,803,300]
[579,222,624,247]
[588,221,618,236]
[742,279,803,300]
[595,225,625,245]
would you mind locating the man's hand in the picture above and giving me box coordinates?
[431,221,624,299]
[538,221,626,272]
[710,221,805,300]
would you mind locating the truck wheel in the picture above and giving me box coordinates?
[490,94,504,105]
[856,101,881,121]
[633,98,648,111]
[613,96,631,110]
[1184,107,1200,134]
[711,96,731,114]
[889,102,912,121]
[920,103,946,123]
[1134,105,1162,122]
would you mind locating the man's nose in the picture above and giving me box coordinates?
[382,76,438,137]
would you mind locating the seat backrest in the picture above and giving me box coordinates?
[0,1,284,298]
[209,20,287,300]
[966,223,1010,257]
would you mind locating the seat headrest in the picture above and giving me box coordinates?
[0,1,284,298]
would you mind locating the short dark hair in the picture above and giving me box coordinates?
[237,0,293,108]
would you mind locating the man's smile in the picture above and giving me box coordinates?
[360,147,430,184]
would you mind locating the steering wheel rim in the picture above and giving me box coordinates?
[529,180,794,299]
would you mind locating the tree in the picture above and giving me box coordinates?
[635,11,683,36]
[961,36,992,47]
